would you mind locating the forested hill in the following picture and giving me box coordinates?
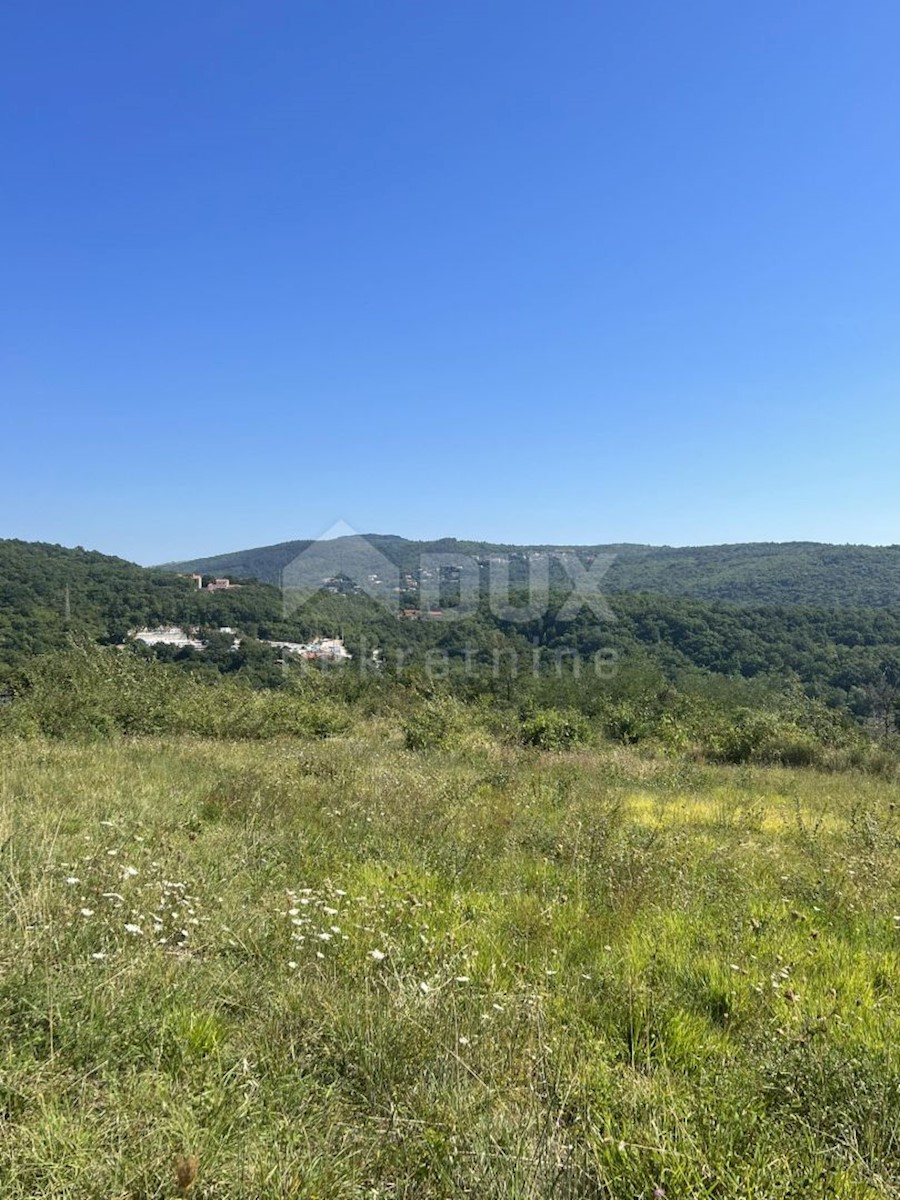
[0,539,283,674]
[162,536,900,608]
[4,539,900,717]
[0,540,187,662]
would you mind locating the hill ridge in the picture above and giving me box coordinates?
[159,534,900,609]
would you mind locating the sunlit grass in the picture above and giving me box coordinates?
[0,735,898,1197]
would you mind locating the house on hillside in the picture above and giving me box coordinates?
[131,626,205,650]
[265,637,351,661]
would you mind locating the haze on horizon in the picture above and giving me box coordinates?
[2,1,899,565]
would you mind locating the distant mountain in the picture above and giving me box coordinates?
[160,538,316,585]
[161,536,900,609]
[6,538,900,712]
[0,539,284,676]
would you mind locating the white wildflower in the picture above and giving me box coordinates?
[369,949,386,961]
[124,923,143,935]
[80,908,95,917]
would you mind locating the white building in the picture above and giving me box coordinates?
[131,626,205,650]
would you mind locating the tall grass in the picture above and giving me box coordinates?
[1,733,897,1197]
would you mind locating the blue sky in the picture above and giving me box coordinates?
[2,1,899,564]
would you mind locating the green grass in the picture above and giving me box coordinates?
[1,730,898,1198]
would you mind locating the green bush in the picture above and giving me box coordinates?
[0,641,351,741]
[700,708,826,767]
[403,698,462,751]
[598,697,664,745]
[520,707,591,751]
[0,641,174,739]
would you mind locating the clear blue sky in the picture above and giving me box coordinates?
[2,1,899,564]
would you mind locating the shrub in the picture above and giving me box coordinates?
[598,698,660,745]
[0,641,352,741]
[700,708,827,767]
[520,707,591,751]
[403,697,465,751]
[0,641,175,739]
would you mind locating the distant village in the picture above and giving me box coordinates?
[130,626,351,660]
[187,573,240,592]
[132,575,352,660]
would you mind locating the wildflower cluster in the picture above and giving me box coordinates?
[52,820,212,962]
[283,884,352,964]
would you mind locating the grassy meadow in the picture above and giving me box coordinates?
[1,728,898,1198]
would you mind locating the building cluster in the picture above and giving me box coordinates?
[184,574,240,591]
[131,626,205,650]
[265,638,351,661]
[129,627,351,660]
